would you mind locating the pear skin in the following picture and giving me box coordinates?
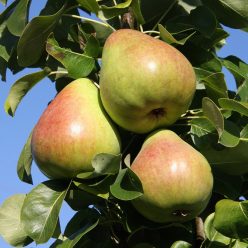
[131,129,213,223]
[31,78,121,179]
[100,29,196,133]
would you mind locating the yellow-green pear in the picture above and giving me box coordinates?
[31,78,121,179]
[131,130,213,223]
[100,29,196,133]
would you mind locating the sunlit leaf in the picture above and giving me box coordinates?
[214,199,248,239]
[218,98,248,117]
[110,168,143,201]
[7,0,30,36]
[159,24,195,45]
[17,4,65,66]
[46,35,95,79]
[204,213,231,245]
[0,194,32,247]
[4,68,51,116]
[21,180,69,244]
[17,131,33,184]
[170,240,192,247]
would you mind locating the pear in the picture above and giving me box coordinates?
[100,29,196,133]
[31,78,121,179]
[131,129,213,223]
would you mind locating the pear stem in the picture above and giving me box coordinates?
[195,217,205,247]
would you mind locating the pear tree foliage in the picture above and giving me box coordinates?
[0,0,248,247]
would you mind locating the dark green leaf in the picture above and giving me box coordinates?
[202,0,248,29]
[17,131,33,184]
[159,24,195,45]
[0,22,18,62]
[110,168,143,201]
[17,4,65,66]
[77,0,99,14]
[214,199,248,239]
[56,219,99,247]
[212,169,243,199]
[21,180,69,244]
[65,188,103,211]
[201,141,248,175]
[171,241,192,247]
[218,98,248,117]
[222,56,248,88]
[84,34,100,58]
[4,68,51,116]
[64,208,100,238]
[0,194,32,247]
[140,0,177,24]
[130,0,145,25]
[202,73,228,103]
[7,0,30,36]
[204,213,231,246]
[189,6,217,38]
[46,35,95,79]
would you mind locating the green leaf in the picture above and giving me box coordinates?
[212,169,243,199]
[0,22,18,62]
[159,24,195,45]
[63,208,100,239]
[0,0,7,5]
[75,175,115,199]
[171,240,192,247]
[204,213,231,246]
[4,68,51,116]
[202,73,228,103]
[202,97,224,136]
[21,180,69,244]
[202,0,248,29]
[241,124,248,139]
[56,219,99,247]
[189,6,217,38]
[76,153,121,179]
[6,0,30,36]
[218,98,248,117]
[214,199,248,239]
[130,0,145,25]
[0,194,32,247]
[84,34,100,58]
[17,4,65,66]
[237,79,248,102]
[222,56,248,88]
[110,168,143,201]
[46,35,95,79]
[190,117,216,148]
[77,0,99,14]
[201,141,248,175]
[17,131,33,184]
[98,0,133,20]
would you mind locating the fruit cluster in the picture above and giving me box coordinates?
[31,29,213,223]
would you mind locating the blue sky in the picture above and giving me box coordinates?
[0,2,248,248]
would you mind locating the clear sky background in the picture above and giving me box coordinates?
[0,1,248,248]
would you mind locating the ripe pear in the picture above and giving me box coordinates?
[131,130,213,223]
[100,29,196,133]
[31,78,121,179]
